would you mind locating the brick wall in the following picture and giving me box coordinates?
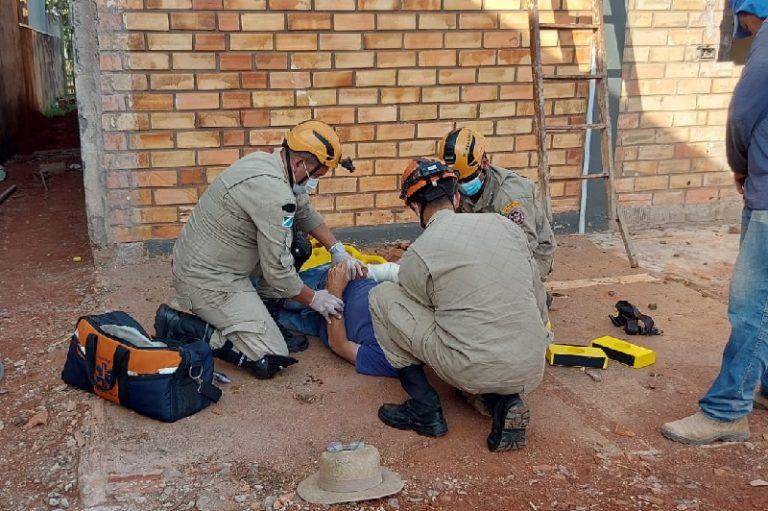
[615,0,743,225]
[84,0,743,248]
[91,0,599,245]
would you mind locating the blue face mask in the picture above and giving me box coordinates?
[458,176,482,196]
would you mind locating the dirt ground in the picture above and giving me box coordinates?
[2,124,768,510]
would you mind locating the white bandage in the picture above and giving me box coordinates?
[366,262,400,284]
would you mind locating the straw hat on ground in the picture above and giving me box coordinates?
[297,443,403,505]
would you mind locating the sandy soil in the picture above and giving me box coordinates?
[1,120,767,510]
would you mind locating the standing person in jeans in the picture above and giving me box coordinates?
[661,9,768,444]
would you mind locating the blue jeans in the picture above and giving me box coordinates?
[699,207,768,422]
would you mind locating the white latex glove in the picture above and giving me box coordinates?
[309,289,344,321]
[329,242,365,279]
[366,262,400,283]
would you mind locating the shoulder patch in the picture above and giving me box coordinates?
[282,215,295,228]
[500,200,526,226]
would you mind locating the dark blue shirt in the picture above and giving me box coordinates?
[318,279,397,378]
[727,22,768,210]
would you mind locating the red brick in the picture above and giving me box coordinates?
[334,13,376,31]
[320,34,362,50]
[313,71,354,88]
[198,149,241,166]
[176,92,220,110]
[230,34,274,50]
[363,33,403,49]
[419,13,457,29]
[177,131,220,148]
[255,52,288,69]
[358,106,397,123]
[241,110,270,127]
[193,0,222,8]
[380,87,420,104]
[172,53,217,70]
[404,33,443,49]
[249,128,286,146]
[270,108,312,126]
[150,112,196,129]
[269,0,311,8]
[242,72,269,88]
[220,54,253,70]
[218,12,241,30]
[124,13,169,31]
[198,111,241,128]
[288,13,331,30]
[377,51,416,68]
[155,188,199,205]
[170,13,216,30]
[270,72,311,89]
[195,34,226,51]
[152,151,196,168]
[252,91,294,107]
[147,34,193,51]
[222,91,252,109]
[130,133,174,149]
[359,0,400,9]
[402,0,440,7]
[291,53,332,69]
[275,33,318,51]
[129,94,174,111]
[314,107,356,124]
[241,13,285,31]
[335,52,375,69]
[377,13,416,30]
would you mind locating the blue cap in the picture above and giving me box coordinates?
[731,0,768,38]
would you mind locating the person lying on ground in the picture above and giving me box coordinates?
[264,261,400,378]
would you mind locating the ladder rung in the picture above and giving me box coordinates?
[549,173,609,182]
[542,73,606,80]
[538,23,599,30]
[546,123,606,132]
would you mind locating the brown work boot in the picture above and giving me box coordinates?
[661,412,749,445]
[754,392,768,410]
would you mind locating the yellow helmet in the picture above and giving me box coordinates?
[285,120,343,170]
[437,127,488,180]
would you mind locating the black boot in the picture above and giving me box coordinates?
[212,341,298,380]
[154,304,213,343]
[378,365,448,437]
[263,298,309,353]
[482,393,530,452]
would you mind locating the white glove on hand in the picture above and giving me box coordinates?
[330,242,365,279]
[309,289,344,321]
[365,262,400,283]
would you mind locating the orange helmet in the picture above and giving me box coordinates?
[437,127,488,180]
[400,158,458,206]
[285,120,344,170]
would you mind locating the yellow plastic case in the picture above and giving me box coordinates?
[590,335,656,368]
[300,243,387,272]
[546,344,608,369]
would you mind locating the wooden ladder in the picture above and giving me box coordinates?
[528,0,638,267]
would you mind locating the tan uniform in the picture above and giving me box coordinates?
[368,210,550,396]
[460,165,556,279]
[172,149,324,360]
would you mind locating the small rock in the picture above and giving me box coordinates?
[235,495,248,503]
[584,369,603,382]
[728,225,741,234]
[608,290,616,297]
[49,498,60,506]
[648,303,658,311]
[750,479,768,487]
[426,490,439,499]
[23,410,49,430]
[676,505,687,511]
[0,420,4,432]
[64,400,76,412]
[613,422,636,438]
[13,359,26,368]
[264,496,277,511]
[387,497,400,509]
[59,497,70,508]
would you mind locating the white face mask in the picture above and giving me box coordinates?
[292,177,319,195]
